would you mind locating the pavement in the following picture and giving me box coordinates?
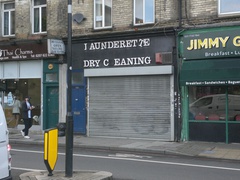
[9,127,240,180]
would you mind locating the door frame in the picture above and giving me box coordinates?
[43,85,59,129]
[42,60,59,130]
[72,69,86,134]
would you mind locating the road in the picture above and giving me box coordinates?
[11,144,240,180]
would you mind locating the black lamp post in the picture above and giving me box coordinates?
[65,0,73,177]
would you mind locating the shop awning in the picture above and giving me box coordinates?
[180,59,240,86]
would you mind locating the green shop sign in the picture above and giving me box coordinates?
[179,26,240,60]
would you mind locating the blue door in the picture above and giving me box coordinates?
[72,70,86,134]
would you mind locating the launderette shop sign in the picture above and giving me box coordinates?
[179,26,240,60]
[83,38,151,68]
[73,36,175,68]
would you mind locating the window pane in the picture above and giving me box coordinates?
[3,3,15,36]
[1,79,41,125]
[228,86,240,121]
[4,12,9,35]
[72,72,84,85]
[46,73,57,82]
[145,0,154,23]
[96,0,102,16]
[34,0,46,6]
[95,0,112,28]
[33,0,46,33]
[104,0,112,26]
[34,8,40,32]
[95,0,103,27]
[189,86,229,121]
[41,7,47,31]
[219,0,240,14]
[11,11,15,34]
[4,3,14,10]
[135,0,143,24]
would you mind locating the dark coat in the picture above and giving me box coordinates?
[21,101,32,119]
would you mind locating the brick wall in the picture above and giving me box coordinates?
[0,0,179,40]
[188,0,217,18]
[15,0,31,39]
[181,0,240,27]
[47,0,67,38]
[0,0,239,41]
[70,0,179,37]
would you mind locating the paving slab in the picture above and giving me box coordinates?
[9,128,240,163]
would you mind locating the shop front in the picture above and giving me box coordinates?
[72,32,176,140]
[179,26,240,143]
[0,41,58,130]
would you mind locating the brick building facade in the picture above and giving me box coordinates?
[179,0,240,143]
[0,0,238,141]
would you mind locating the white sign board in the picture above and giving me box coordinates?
[47,39,65,55]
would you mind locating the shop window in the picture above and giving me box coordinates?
[192,97,212,107]
[189,86,240,121]
[134,0,154,25]
[218,0,240,16]
[32,0,47,33]
[94,0,112,29]
[2,2,15,36]
[0,79,41,127]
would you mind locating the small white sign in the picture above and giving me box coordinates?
[48,39,65,55]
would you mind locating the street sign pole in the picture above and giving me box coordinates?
[65,0,73,177]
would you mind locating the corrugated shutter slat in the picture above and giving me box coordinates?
[89,75,171,140]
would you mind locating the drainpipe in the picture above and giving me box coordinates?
[178,0,182,28]
[174,0,183,142]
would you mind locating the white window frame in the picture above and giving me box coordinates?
[32,0,47,34]
[134,0,155,26]
[2,2,15,37]
[94,0,112,29]
[218,0,240,16]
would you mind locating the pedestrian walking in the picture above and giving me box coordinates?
[21,96,35,139]
[12,96,21,128]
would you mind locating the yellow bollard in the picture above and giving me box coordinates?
[44,128,58,176]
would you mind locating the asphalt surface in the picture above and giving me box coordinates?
[9,127,240,179]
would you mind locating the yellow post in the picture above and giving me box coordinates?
[44,128,58,176]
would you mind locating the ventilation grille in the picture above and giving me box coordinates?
[155,52,172,65]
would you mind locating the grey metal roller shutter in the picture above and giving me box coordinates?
[88,75,171,140]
